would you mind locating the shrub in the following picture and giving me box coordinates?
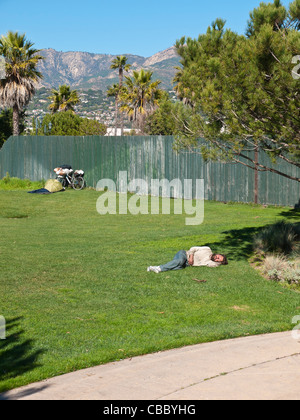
[38,111,107,136]
[253,221,300,255]
[0,173,45,190]
[262,254,289,273]
[261,255,300,285]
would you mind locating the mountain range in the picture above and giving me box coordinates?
[37,47,181,92]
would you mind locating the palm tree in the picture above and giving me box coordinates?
[120,69,163,134]
[110,56,131,87]
[0,31,44,135]
[48,85,80,113]
[110,56,131,135]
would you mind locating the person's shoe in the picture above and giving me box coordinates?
[147,266,161,273]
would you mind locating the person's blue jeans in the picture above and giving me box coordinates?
[160,250,189,272]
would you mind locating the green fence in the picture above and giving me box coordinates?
[0,135,299,207]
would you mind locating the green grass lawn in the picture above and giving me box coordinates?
[0,188,299,392]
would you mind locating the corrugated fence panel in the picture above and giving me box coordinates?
[0,135,299,207]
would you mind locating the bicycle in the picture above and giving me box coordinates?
[54,167,85,190]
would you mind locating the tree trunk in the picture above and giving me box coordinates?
[119,69,124,136]
[254,146,259,204]
[115,98,118,136]
[121,110,124,136]
[137,113,146,135]
[119,69,123,88]
[12,105,20,136]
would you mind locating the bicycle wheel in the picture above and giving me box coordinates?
[72,176,85,190]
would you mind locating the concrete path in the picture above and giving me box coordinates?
[1,331,300,400]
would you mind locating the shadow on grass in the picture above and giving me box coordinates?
[208,215,300,262]
[278,208,300,220]
[0,317,44,394]
[207,226,263,261]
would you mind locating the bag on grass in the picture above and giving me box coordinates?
[44,179,64,193]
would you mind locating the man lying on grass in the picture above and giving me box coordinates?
[147,246,228,273]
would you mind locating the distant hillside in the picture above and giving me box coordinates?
[37,47,180,91]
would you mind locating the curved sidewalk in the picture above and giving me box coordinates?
[1,331,300,400]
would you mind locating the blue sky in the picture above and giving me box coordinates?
[0,0,293,57]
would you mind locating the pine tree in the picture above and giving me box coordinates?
[174,0,300,182]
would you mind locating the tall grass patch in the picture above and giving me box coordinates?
[253,220,300,287]
[0,173,45,191]
[253,220,300,255]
